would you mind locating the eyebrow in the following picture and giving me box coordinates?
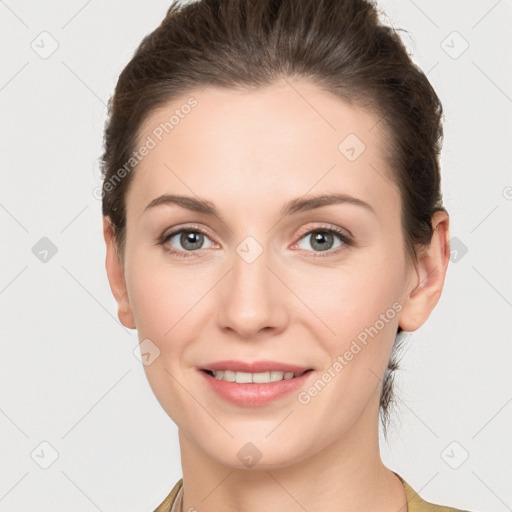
[143,192,375,222]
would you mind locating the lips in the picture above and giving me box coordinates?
[199,365,314,406]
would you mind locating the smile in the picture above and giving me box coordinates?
[199,368,314,406]
[205,369,308,383]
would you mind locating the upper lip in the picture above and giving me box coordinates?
[200,360,312,373]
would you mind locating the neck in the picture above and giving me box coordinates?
[177,400,407,512]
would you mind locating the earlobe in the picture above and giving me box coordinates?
[398,210,450,332]
[103,216,136,329]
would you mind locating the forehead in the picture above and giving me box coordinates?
[128,79,398,217]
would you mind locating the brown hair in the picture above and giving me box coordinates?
[100,0,446,437]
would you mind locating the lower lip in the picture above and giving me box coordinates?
[199,369,314,406]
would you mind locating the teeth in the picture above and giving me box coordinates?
[211,370,301,383]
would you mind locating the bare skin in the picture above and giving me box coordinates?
[104,78,450,512]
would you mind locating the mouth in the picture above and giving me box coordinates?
[199,359,313,374]
[200,368,313,383]
[198,366,315,406]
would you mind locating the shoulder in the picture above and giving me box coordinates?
[153,478,183,512]
[395,472,478,512]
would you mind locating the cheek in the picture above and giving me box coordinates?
[124,253,208,421]
[308,252,405,379]
[310,256,403,333]
[128,274,169,334]
[127,264,200,342]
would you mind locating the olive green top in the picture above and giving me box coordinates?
[153,471,474,511]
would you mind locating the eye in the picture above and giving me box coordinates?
[158,223,353,258]
[293,225,353,256]
[159,225,215,258]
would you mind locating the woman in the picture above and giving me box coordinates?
[100,0,478,510]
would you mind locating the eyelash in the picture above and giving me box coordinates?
[157,223,354,259]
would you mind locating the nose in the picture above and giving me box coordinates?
[216,245,289,339]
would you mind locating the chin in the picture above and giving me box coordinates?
[205,437,310,472]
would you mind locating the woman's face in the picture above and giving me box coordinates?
[109,79,421,468]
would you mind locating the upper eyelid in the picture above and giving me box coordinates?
[163,223,213,239]
[295,222,352,239]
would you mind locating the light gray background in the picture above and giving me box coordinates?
[1,0,511,511]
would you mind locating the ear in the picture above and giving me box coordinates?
[399,210,450,332]
[103,216,136,329]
